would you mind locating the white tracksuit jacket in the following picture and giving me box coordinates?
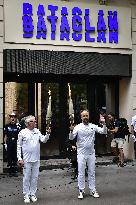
[17,128,49,162]
[131,115,136,133]
[69,122,107,155]
[17,128,50,196]
[69,122,107,191]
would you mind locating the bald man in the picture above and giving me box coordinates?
[69,110,107,199]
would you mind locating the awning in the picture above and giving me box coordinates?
[4,49,131,77]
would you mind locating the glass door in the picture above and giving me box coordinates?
[67,83,87,125]
[36,82,88,158]
[37,83,60,158]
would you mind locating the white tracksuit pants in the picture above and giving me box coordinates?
[77,152,96,192]
[23,161,40,196]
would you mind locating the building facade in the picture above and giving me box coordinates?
[0,0,136,172]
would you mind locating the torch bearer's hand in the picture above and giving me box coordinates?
[18,160,25,167]
[100,114,106,124]
[72,145,76,151]
[46,126,51,134]
[69,124,75,132]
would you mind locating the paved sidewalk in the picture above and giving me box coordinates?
[40,155,114,170]
[1,162,136,205]
[3,155,114,172]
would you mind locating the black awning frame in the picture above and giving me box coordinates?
[3,49,132,77]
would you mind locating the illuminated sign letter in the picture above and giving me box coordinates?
[72,7,82,41]
[85,9,95,42]
[97,10,106,43]
[22,3,34,38]
[109,32,118,44]
[108,11,118,44]
[36,4,47,39]
[47,5,58,40]
[60,7,70,41]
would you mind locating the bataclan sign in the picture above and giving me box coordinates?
[22,3,118,44]
[4,0,132,49]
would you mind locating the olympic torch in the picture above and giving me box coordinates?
[46,88,52,130]
[68,83,74,125]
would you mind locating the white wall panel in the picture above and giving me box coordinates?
[132,45,136,70]
[0,114,3,129]
[0,0,3,6]
[0,52,3,67]
[0,160,3,173]
[132,19,136,31]
[0,83,3,97]
[132,32,136,44]
[0,68,3,83]
[132,84,136,96]
[132,6,136,18]
[132,70,136,83]
[0,98,3,113]
[0,21,3,37]
[0,6,3,21]
[0,144,3,160]
[132,96,136,110]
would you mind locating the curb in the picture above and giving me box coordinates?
[3,158,134,173]
[3,161,113,173]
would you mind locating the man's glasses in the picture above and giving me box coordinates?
[29,120,36,123]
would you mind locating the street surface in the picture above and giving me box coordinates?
[0,163,136,205]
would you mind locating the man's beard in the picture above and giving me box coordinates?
[11,119,15,124]
[83,119,89,124]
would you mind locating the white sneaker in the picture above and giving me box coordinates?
[90,190,99,198]
[78,190,84,199]
[24,195,30,203]
[30,195,37,202]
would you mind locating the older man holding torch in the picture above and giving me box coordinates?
[17,115,51,203]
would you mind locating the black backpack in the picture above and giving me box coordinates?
[118,118,130,136]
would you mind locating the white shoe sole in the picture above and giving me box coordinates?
[24,200,30,203]
[30,198,37,202]
[78,192,84,199]
[78,196,83,199]
[90,193,99,198]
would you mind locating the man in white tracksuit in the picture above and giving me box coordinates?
[69,110,107,199]
[17,115,51,203]
[131,114,136,159]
